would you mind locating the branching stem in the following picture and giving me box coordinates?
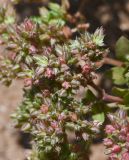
[95,57,124,67]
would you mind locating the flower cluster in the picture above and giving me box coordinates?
[0,1,119,160]
[104,110,129,160]
[2,0,129,160]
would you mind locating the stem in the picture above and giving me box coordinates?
[95,57,124,67]
[75,0,88,19]
[89,82,124,104]
[103,91,124,103]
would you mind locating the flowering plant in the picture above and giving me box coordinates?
[0,1,129,160]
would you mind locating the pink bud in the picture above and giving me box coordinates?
[51,121,58,129]
[121,152,129,160]
[119,135,126,142]
[29,45,37,54]
[24,19,34,31]
[42,90,50,97]
[120,127,128,135]
[70,113,78,122]
[40,105,49,114]
[45,68,54,78]
[82,64,92,74]
[59,57,65,64]
[108,153,118,160]
[126,133,129,142]
[62,81,71,89]
[58,113,66,121]
[103,138,113,147]
[55,128,63,135]
[105,125,116,134]
[44,47,52,56]
[24,78,32,87]
[125,142,129,151]
[111,145,121,153]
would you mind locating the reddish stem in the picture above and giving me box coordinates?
[103,91,124,103]
[95,57,124,67]
[89,82,124,104]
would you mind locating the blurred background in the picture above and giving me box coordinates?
[0,0,129,159]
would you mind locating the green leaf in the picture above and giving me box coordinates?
[5,16,15,24]
[92,112,105,123]
[124,92,129,104]
[112,87,128,98]
[49,3,61,12]
[33,55,48,67]
[92,27,105,46]
[115,36,129,61]
[106,67,126,85]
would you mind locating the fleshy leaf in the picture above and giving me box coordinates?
[92,112,105,123]
[115,36,129,61]
[106,67,126,85]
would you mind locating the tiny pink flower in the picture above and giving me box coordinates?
[82,64,92,74]
[40,104,49,114]
[105,125,116,134]
[119,135,126,142]
[51,121,58,129]
[59,57,65,64]
[45,68,54,78]
[24,78,32,87]
[126,133,129,142]
[121,152,129,160]
[24,19,34,31]
[120,127,128,135]
[111,145,121,153]
[29,45,37,54]
[42,89,50,97]
[108,153,118,160]
[58,113,66,121]
[125,142,129,151]
[103,138,113,147]
[62,81,71,89]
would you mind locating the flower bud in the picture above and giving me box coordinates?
[45,68,54,79]
[120,127,128,135]
[24,78,32,87]
[62,81,71,89]
[62,26,72,39]
[82,64,92,75]
[103,138,113,147]
[121,152,129,160]
[59,57,66,64]
[108,153,118,160]
[105,125,116,134]
[126,134,129,142]
[42,90,50,97]
[29,45,37,54]
[111,145,121,153]
[125,142,129,151]
[24,19,34,31]
[51,121,58,129]
[118,135,126,142]
[58,113,66,121]
[40,104,49,114]
[70,113,77,122]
